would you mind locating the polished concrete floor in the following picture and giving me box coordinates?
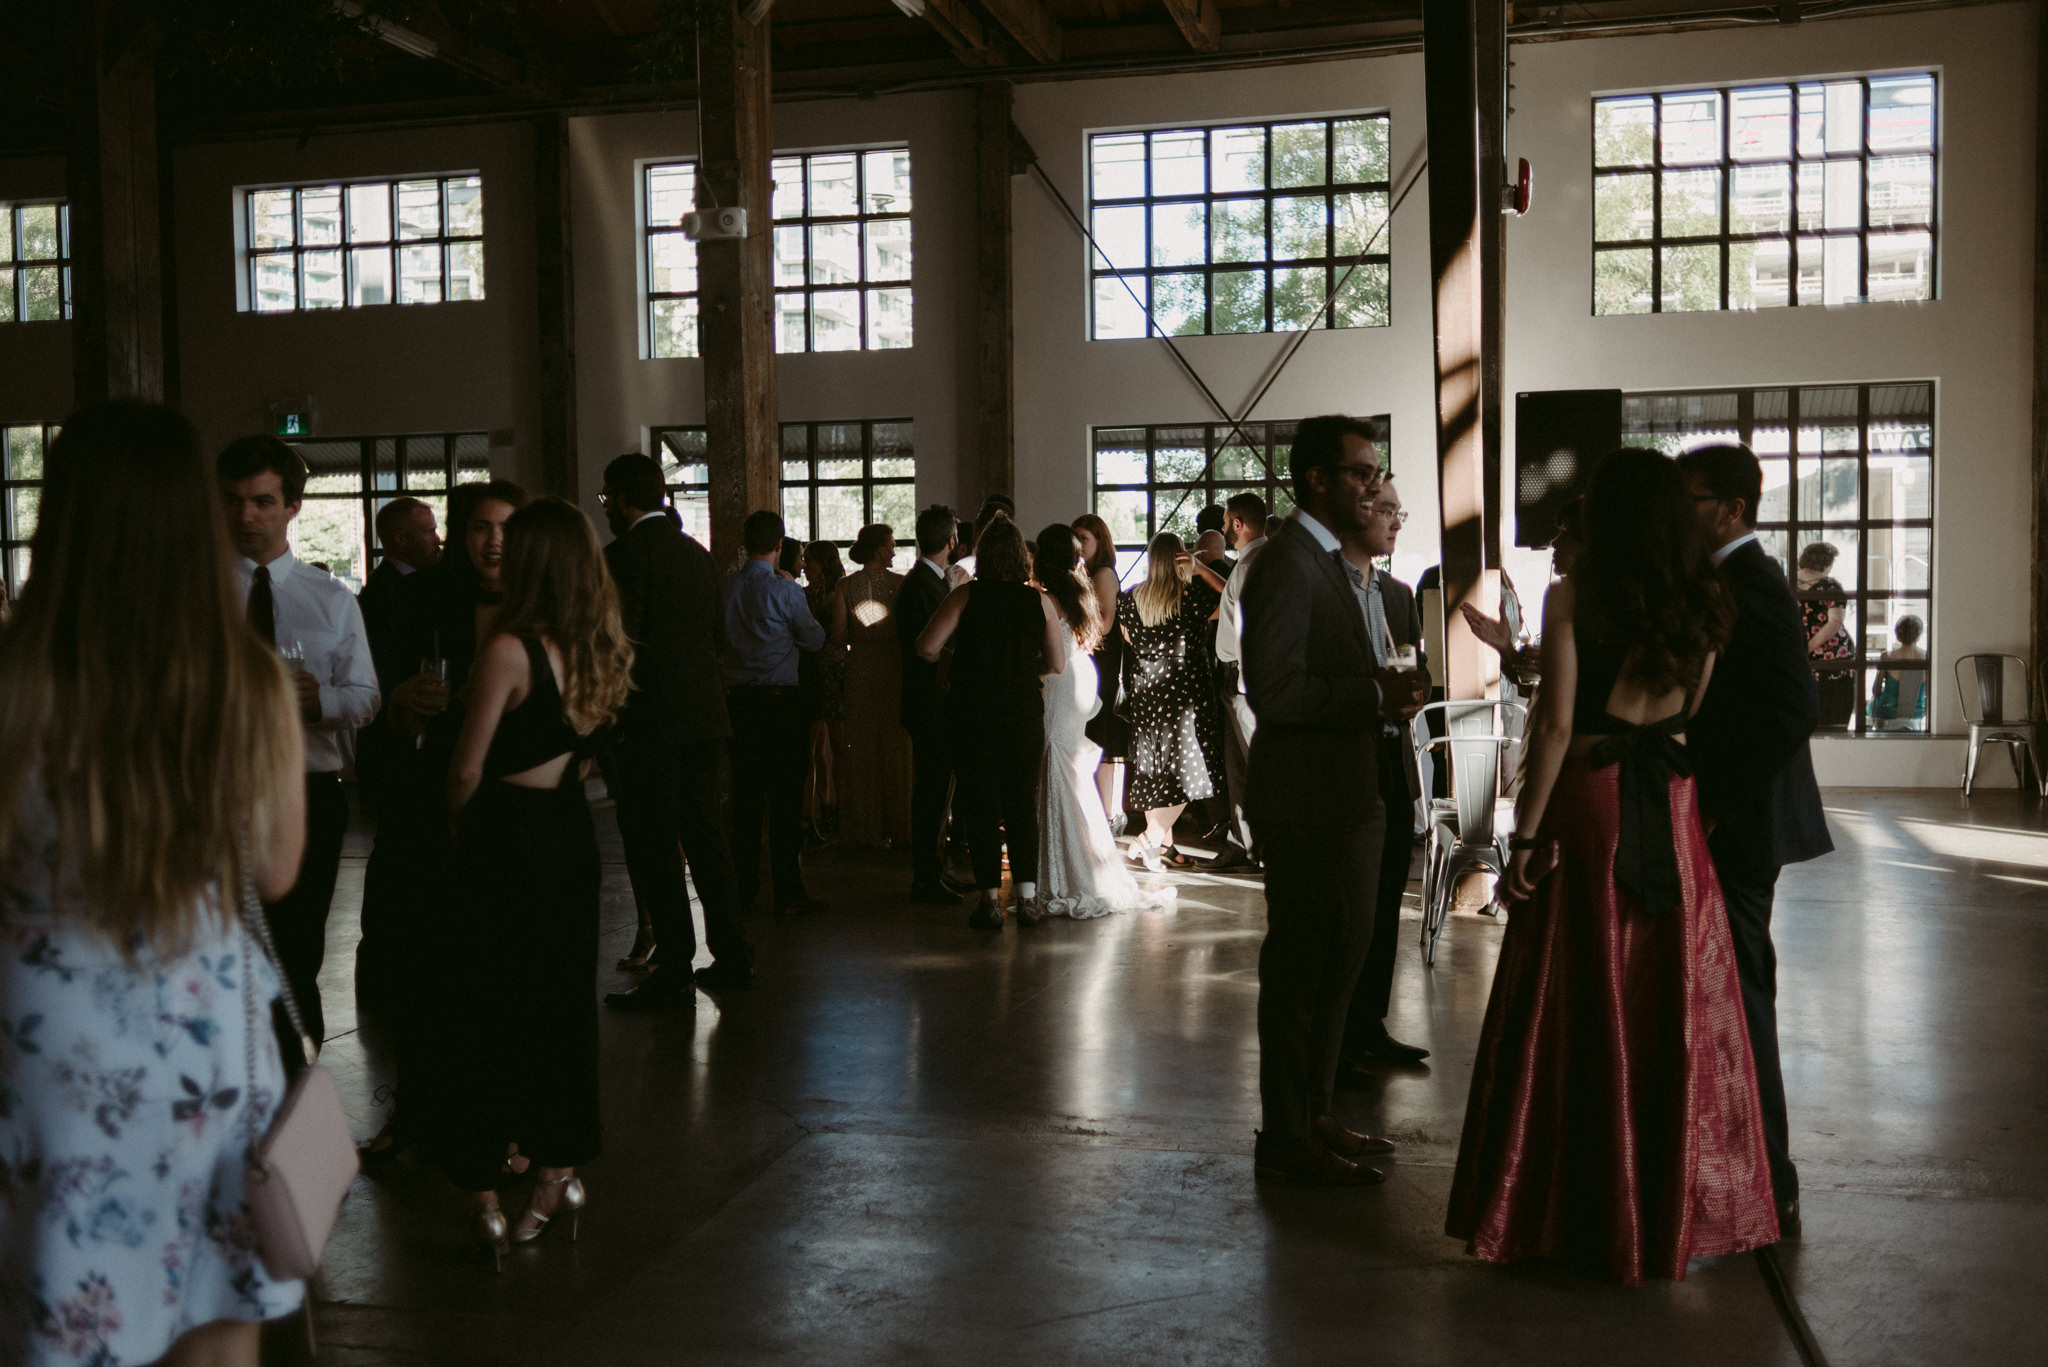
[304,787,2048,1366]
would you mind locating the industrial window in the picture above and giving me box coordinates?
[243,175,484,313]
[2,423,57,598]
[1,201,71,323]
[645,149,913,358]
[652,421,916,565]
[1623,381,1933,735]
[283,432,491,591]
[1593,73,1936,315]
[1086,115,1391,341]
[1091,417,1394,577]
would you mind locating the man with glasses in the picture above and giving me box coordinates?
[1240,415,1425,1186]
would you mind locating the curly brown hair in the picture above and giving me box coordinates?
[1573,448,1732,694]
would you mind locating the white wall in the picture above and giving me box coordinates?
[567,90,981,521]
[1011,2,2038,785]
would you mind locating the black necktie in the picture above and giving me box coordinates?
[248,565,276,647]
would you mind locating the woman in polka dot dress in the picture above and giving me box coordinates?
[1115,533,1223,870]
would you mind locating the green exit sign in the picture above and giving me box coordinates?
[274,412,312,438]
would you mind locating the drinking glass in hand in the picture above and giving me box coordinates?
[414,657,450,751]
[278,639,306,672]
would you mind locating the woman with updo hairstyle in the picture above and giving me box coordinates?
[833,522,912,845]
[1795,540,1855,728]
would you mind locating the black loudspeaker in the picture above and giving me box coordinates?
[1514,389,1622,548]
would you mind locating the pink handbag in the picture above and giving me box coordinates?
[237,857,359,1282]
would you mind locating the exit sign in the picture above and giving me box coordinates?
[274,412,312,437]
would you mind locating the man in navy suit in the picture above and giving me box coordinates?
[1680,444,1834,1236]
[896,504,959,903]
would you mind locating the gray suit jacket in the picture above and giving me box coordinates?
[1240,516,1384,827]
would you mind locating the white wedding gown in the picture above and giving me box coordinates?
[1039,623,1176,919]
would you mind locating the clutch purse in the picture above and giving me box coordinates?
[236,848,360,1282]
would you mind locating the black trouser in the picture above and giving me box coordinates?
[1254,813,1382,1145]
[952,705,1043,889]
[1343,745,1417,1053]
[1710,843,1798,1205]
[727,687,812,911]
[265,772,348,1043]
[613,731,752,974]
[908,718,951,886]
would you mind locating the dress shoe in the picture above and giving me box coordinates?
[603,978,695,1012]
[1312,1114,1397,1158]
[1252,1132,1384,1187]
[692,960,754,991]
[1776,1199,1802,1239]
[1355,1030,1431,1065]
[909,881,960,905]
[967,899,1005,930]
[1201,848,1258,873]
[1012,896,1048,927]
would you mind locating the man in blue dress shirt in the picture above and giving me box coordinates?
[723,510,829,915]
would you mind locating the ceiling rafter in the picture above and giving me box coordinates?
[918,0,1005,67]
[978,0,1063,63]
[1157,0,1223,52]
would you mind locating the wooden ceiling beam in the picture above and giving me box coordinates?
[921,0,1004,67]
[978,0,1063,63]
[1158,0,1222,52]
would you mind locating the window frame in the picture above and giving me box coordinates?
[0,200,72,324]
[241,174,485,314]
[1591,72,1939,314]
[2,422,57,599]
[651,419,917,559]
[1621,380,1935,736]
[284,431,491,591]
[768,147,914,355]
[644,160,702,359]
[1085,114,1394,341]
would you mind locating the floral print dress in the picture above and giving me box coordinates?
[0,782,303,1366]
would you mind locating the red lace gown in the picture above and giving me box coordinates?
[1444,740,1780,1284]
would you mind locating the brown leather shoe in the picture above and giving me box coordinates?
[1313,1115,1397,1158]
[1253,1133,1385,1186]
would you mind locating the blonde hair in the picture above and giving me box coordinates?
[492,497,634,734]
[0,403,300,952]
[1132,532,1190,628]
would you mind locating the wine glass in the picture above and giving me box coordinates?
[414,656,449,751]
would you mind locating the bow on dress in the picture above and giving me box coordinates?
[1586,709,1692,917]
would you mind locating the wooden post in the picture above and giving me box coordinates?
[2032,7,2048,707]
[1423,0,1492,700]
[696,0,778,562]
[534,114,577,499]
[1476,3,1508,558]
[975,82,1017,505]
[67,0,164,404]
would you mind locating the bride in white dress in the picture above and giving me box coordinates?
[1033,525,1175,919]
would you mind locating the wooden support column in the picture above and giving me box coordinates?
[696,0,778,561]
[2031,7,2048,703]
[1476,6,1508,556]
[975,82,1017,504]
[534,114,577,499]
[1423,0,1494,700]
[66,0,164,404]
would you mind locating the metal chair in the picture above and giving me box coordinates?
[1414,700,1525,966]
[1955,654,2044,796]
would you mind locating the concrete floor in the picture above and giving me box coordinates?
[303,787,2048,1366]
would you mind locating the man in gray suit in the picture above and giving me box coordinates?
[1241,415,1424,1186]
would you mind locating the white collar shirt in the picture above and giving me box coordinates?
[235,549,382,774]
[919,556,948,582]
[1288,507,1342,554]
[1712,531,1759,567]
[631,510,667,531]
[1213,534,1268,683]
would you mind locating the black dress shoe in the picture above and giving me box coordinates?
[909,881,959,905]
[1776,1199,1802,1239]
[1202,848,1257,873]
[604,979,695,1012]
[1355,1030,1432,1065]
[967,899,1004,930]
[1252,1133,1384,1187]
[1313,1114,1397,1158]
[693,960,754,991]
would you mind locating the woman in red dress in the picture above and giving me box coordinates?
[1446,448,1781,1284]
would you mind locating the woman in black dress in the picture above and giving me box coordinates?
[1117,533,1223,871]
[433,496,634,1268]
[1072,514,1127,828]
[1796,541,1855,729]
[917,513,1065,930]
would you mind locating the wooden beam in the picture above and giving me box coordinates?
[534,113,576,499]
[1423,0,1492,700]
[1476,0,1507,553]
[2032,3,2048,710]
[696,0,779,562]
[923,0,1003,67]
[1158,0,1223,53]
[67,0,163,404]
[975,82,1017,502]
[978,0,1063,63]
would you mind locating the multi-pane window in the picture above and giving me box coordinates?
[1623,382,1933,734]
[1593,73,1937,314]
[286,432,490,591]
[244,175,484,313]
[1,202,71,323]
[645,150,914,358]
[1091,418,1394,575]
[653,421,916,565]
[1087,115,1391,340]
[2,424,55,598]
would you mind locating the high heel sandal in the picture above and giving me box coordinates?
[512,1174,586,1244]
[615,926,657,972]
[472,1203,510,1273]
[1128,836,1166,874]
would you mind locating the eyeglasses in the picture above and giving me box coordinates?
[1332,462,1383,485]
[1372,507,1409,526]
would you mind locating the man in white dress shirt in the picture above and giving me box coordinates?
[1209,491,1268,871]
[218,436,380,1043]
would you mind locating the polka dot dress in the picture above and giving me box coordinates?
[1116,581,1224,812]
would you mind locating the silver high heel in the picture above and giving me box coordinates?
[512,1174,585,1244]
[472,1203,510,1272]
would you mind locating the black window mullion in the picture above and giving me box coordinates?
[1651,96,1665,311]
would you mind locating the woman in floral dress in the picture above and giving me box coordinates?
[1115,533,1223,870]
[0,403,311,1366]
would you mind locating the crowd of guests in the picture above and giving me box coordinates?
[0,399,1850,1365]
